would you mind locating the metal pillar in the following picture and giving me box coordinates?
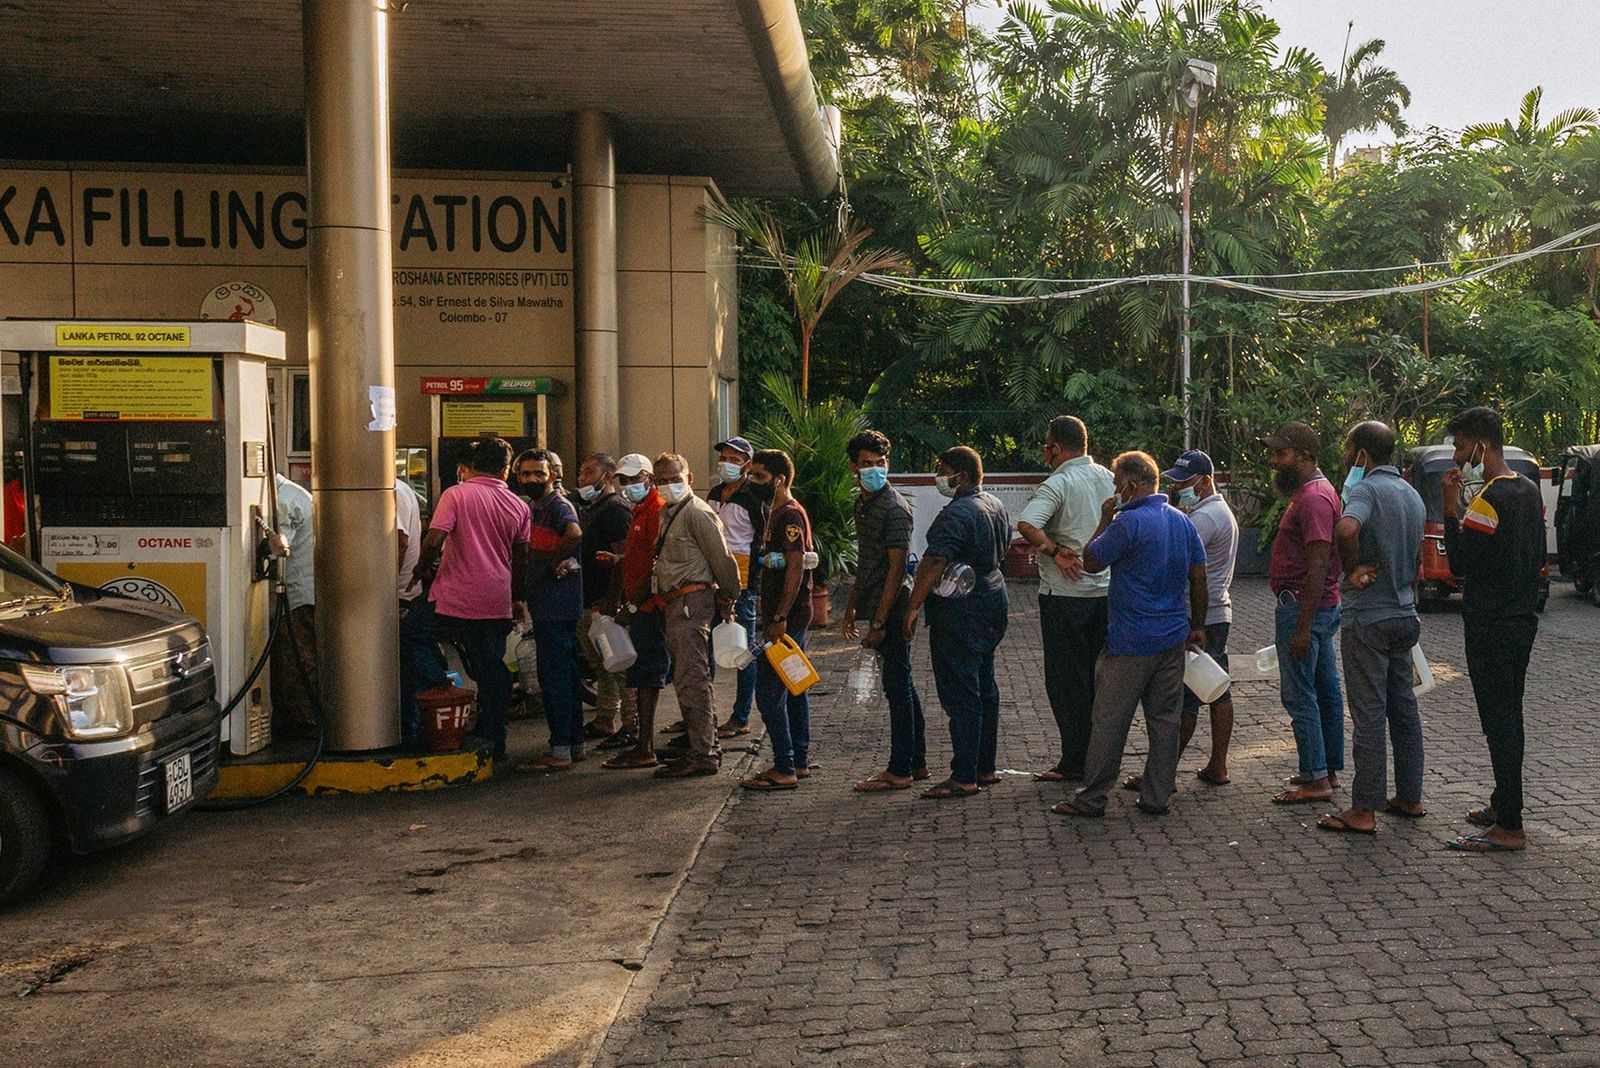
[1179,102,1197,453]
[573,109,620,458]
[303,0,400,751]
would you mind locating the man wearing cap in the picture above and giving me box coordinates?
[1266,422,1346,805]
[601,453,673,771]
[707,436,765,739]
[1014,415,1115,783]
[574,452,638,747]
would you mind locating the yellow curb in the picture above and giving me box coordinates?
[209,748,493,798]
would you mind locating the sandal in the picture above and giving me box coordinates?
[1318,813,1376,835]
[1196,768,1230,786]
[596,730,637,752]
[920,779,980,800]
[653,758,720,779]
[1465,807,1497,828]
[514,756,573,774]
[716,721,752,739]
[1051,797,1104,818]
[912,767,932,781]
[740,771,798,791]
[600,753,659,770]
[662,721,687,735]
[796,764,817,780]
[1385,800,1426,819]
[1446,833,1525,853]
[1032,769,1067,783]
[977,772,1001,786]
[1122,774,1142,792]
[1287,772,1338,788]
[582,722,617,741]
[1273,788,1334,804]
[853,772,912,792]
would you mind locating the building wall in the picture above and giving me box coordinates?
[0,162,736,485]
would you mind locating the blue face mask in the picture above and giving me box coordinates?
[1176,486,1199,509]
[718,461,746,484]
[858,465,889,493]
[577,483,600,502]
[622,482,650,504]
[1341,465,1365,504]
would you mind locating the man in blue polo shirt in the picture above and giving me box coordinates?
[1052,451,1208,817]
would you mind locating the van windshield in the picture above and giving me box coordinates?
[0,544,64,604]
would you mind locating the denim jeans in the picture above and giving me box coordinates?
[1341,614,1423,811]
[878,620,926,777]
[723,590,759,725]
[928,624,1000,785]
[755,627,811,774]
[532,619,583,759]
[1275,597,1345,780]
[400,597,513,758]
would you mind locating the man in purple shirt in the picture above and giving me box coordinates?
[400,438,531,759]
[1265,422,1345,804]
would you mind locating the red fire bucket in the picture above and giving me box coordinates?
[416,683,476,752]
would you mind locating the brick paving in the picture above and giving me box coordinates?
[597,578,1600,1067]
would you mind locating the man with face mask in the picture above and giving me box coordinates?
[601,454,673,771]
[648,453,742,777]
[1264,422,1346,805]
[1319,421,1427,836]
[1441,407,1545,853]
[703,436,764,739]
[1015,415,1115,785]
[575,453,637,745]
[511,449,586,772]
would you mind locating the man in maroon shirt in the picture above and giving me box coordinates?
[1265,423,1345,805]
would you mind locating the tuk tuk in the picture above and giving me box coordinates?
[1404,444,1549,612]
[1554,443,1600,606]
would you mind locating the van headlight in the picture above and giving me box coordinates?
[20,663,132,739]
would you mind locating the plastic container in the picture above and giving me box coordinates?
[588,613,638,673]
[514,630,538,691]
[503,629,522,671]
[1254,644,1279,677]
[848,649,882,704]
[1410,643,1436,696]
[762,635,820,696]
[1184,650,1231,704]
[759,550,821,571]
[712,620,755,670]
[933,562,976,598]
[416,682,476,752]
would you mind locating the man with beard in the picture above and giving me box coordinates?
[1265,423,1345,805]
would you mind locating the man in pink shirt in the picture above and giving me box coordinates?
[1265,422,1345,805]
[401,438,531,758]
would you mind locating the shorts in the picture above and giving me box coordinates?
[1183,621,1232,715]
[626,607,673,690]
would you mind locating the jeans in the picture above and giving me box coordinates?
[723,590,759,725]
[1341,615,1424,811]
[1074,645,1186,814]
[1039,594,1107,776]
[1275,597,1345,780]
[532,619,583,759]
[928,623,1001,785]
[1464,615,1538,831]
[400,597,513,757]
[755,627,811,774]
[878,617,926,777]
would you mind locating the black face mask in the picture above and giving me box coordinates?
[522,480,549,500]
[749,480,777,503]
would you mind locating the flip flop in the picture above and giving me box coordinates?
[1447,833,1525,853]
[920,779,980,800]
[1273,788,1334,804]
[1122,774,1142,792]
[716,722,752,739]
[1384,801,1426,819]
[1032,769,1066,782]
[853,774,911,792]
[796,764,818,780]
[741,772,798,791]
[514,757,573,774]
[596,731,637,752]
[1050,798,1104,818]
[662,721,687,735]
[1196,769,1230,786]
[582,722,617,740]
[1465,808,1497,828]
[912,767,932,781]
[1318,813,1376,835]
[653,758,720,779]
[600,753,659,770]
[977,773,1001,786]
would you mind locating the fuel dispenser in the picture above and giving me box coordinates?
[422,375,555,500]
[0,319,285,755]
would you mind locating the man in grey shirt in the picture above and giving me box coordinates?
[1321,420,1427,835]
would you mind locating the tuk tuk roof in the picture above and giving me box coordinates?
[1560,443,1600,466]
[1406,444,1541,475]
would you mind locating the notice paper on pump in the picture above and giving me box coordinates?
[47,355,215,421]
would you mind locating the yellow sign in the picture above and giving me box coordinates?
[440,400,525,437]
[55,323,192,348]
[53,561,210,627]
[48,356,215,421]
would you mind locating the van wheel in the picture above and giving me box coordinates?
[0,769,52,907]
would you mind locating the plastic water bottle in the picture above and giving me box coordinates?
[515,629,539,694]
[933,562,976,598]
[848,649,882,704]
[759,550,821,570]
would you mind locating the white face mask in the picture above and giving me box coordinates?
[659,481,690,505]
[934,474,957,498]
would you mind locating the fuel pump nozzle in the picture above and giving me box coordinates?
[252,505,290,589]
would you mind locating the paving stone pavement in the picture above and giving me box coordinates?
[596,577,1600,1067]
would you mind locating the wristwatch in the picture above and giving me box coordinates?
[869,620,886,630]
[773,614,787,623]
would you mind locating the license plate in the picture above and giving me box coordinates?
[164,752,193,813]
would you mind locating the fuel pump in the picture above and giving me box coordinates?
[421,375,555,501]
[0,319,286,755]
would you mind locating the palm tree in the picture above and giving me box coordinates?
[708,198,907,400]
[1319,33,1411,174]
[1461,86,1599,150]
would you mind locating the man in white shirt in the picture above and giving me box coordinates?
[396,477,422,606]
[271,473,318,739]
[1015,416,1114,783]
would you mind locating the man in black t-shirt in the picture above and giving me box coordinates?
[1441,407,1546,853]
[574,453,637,744]
[739,449,814,791]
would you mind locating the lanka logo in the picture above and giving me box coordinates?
[100,577,183,611]
[200,280,279,326]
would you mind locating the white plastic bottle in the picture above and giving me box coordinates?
[848,649,882,704]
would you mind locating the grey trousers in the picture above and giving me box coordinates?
[1074,645,1186,814]
[664,589,719,761]
[1340,615,1424,811]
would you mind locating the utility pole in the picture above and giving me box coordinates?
[1179,58,1216,452]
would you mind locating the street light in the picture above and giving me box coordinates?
[1179,58,1216,451]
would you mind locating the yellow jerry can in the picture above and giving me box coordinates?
[765,634,820,696]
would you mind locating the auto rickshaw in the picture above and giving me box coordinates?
[1404,444,1549,612]
[1554,443,1600,606]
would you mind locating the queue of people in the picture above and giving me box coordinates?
[389,402,1544,853]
